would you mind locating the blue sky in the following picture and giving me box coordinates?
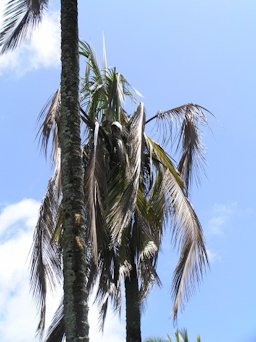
[0,0,256,341]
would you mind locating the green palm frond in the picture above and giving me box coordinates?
[80,40,138,125]
[144,135,183,187]
[0,0,48,52]
[80,40,103,85]
[175,329,189,342]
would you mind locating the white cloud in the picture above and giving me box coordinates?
[0,11,60,76]
[206,202,237,236]
[0,199,124,342]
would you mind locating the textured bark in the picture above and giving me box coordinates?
[125,258,142,342]
[60,0,89,341]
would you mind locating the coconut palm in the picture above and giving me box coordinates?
[31,41,209,342]
[0,1,89,341]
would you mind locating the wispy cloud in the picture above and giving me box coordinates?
[206,202,237,236]
[0,11,60,76]
[0,199,124,341]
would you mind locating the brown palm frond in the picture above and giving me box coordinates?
[146,104,210,192]
[45,302,65,342]
[162,170,208,320]
[30,173,62,337]
[94,248,124,331]
[144,133,208,319]
[37,89,60,162]
[0,0,48,52]
[138,257,161,301]
[108,103,145,244]
[84,122,100,262]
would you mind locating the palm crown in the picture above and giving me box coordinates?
[30,41,209,340]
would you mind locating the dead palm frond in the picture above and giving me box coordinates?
[29,170,62,337]
[146,103,211,193]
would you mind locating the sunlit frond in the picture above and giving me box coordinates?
[0,0,48,52]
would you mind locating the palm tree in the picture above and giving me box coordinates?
[32,41,209,342]
[59,1,88,341]
[0,1,89,341]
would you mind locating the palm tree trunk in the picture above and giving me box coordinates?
[60,0,89,340]
[125,257,142,342]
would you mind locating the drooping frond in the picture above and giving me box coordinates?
[37,89,60,162]
[0,0,48,52]
[93,244,130,331]
[144,133,208,319]
[163,169,208,319]
[30,172,62,337]
[145,103,210,192]
[107,103,145,244]
[45,302,65,342]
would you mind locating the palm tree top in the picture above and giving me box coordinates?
[31,41,210,339]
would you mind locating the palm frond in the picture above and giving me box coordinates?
[102,33,108,71]
[37,89,60,162]
[108,103,145,244]
[161,169,208,319]
[84,122,100,262]
[30,172,62,337]
[94,247,126,331]
[0,0,48,52]
[79,40,102,84]
[45,302,65,342]
[146,104,210,192]
[80,40,138,125]
[144,133,208,319]
[144,135,183,188]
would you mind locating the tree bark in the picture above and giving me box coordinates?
[125,258,142,342]
[60,0,89,340]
